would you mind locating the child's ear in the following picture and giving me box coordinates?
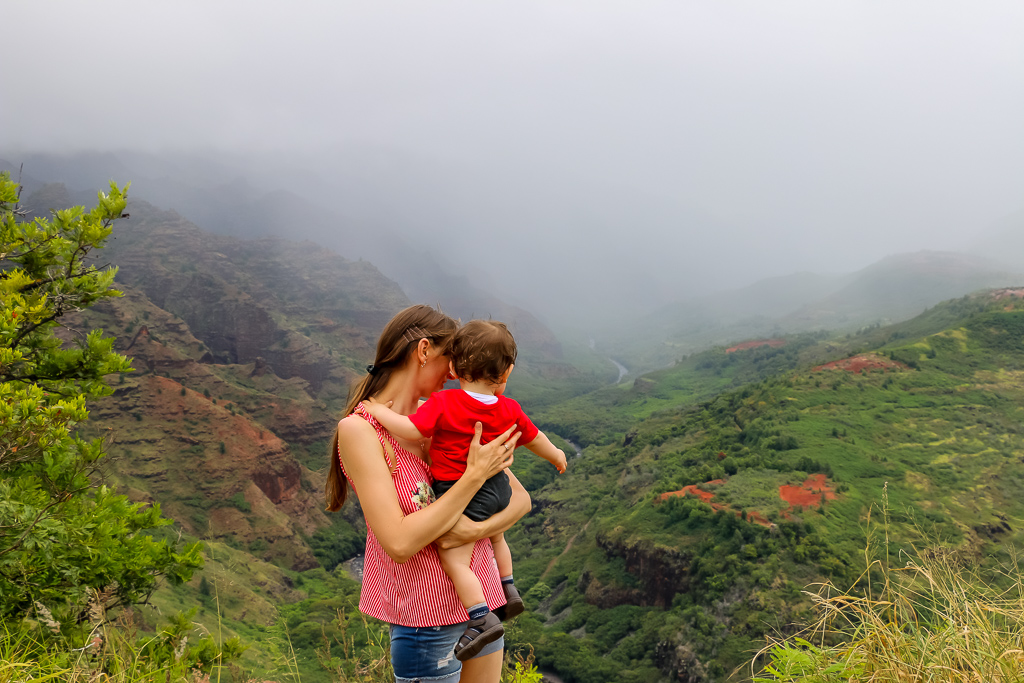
[500,364,514,383]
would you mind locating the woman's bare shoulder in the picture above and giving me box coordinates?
[337,413,376,443]
[337,414,394,490]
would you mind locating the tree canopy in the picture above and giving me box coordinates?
[0,171,202,624]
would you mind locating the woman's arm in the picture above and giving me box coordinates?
[337,417,520,563]
[435,470,532,549]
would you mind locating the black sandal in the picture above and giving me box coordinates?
[494,583,525,621]
[453,612,504,662]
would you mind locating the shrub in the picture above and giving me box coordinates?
[0,172,201,619]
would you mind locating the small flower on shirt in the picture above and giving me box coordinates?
[411,481,435,509]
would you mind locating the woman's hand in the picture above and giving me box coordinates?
[436,516,486,549]
[462,422,520,486]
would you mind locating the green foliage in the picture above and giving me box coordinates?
[754,638,863,682]
[504,292,1024,682]
[0,171,202,618]
[308,516,365,571]
[227,492,251,513]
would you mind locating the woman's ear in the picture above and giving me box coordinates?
[418,338,430,365]
[449,359,457,380]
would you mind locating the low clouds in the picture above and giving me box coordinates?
[5,1,1024,330]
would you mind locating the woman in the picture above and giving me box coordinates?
[327,304,531,683]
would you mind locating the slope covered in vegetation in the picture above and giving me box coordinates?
[18,184,607,680]
[504,289,1024,682]
[13,178,1024,682]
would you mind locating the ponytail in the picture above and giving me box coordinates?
[326,305,457,511]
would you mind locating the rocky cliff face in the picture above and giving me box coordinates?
[592,533,693,608]
[48,196,418,571]
[100,200,407,394]
[654,641,712,683]
[79,317,333,569]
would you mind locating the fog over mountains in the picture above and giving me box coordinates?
[5,2,1024,340]
[3,150,1021,377]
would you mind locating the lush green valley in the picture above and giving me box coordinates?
[121,284,1024,683]
[6,176,1024,682]
[504,290,1024,682]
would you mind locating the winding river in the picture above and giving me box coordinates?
[609,357,629,383]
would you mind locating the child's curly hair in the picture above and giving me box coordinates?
[450,320,517,384]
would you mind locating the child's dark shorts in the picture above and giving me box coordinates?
[433,471,511,522]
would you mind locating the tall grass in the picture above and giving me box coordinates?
[1,582,247,683]
[0,615,241,682]
[754,494,1024,682]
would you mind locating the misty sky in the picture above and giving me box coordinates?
[5,1,1024,328]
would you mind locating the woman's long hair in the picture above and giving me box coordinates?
[325,304,458,511]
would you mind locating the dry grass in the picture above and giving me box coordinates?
[754,492,1024,682]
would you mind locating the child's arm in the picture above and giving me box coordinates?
[523,431,567,473]
[361,400,426,441]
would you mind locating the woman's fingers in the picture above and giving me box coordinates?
[467,423,521,477]
[436,517,477,548]
[501,427,522,454]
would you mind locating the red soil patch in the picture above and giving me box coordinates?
[658,480,775,527]
[745,511,772,527]
[779,474,837,510]
[992,288,1024,300]
[658,473,839,527]
[813,354,905,374]
[659,479,724,504]
[726,339,786,354]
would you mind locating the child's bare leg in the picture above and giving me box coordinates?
[490,531,525,620]
[438,542,485,609]
[490,532,513,579]
[440,539,503,662]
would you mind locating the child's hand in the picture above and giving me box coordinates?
[360,398,392,418]
[554,450,567,473]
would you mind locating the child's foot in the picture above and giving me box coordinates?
[494,582,525,621]
[454,612,504,662]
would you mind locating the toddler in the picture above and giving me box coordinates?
[362,319,566,660]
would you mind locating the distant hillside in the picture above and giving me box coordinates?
[970,207,1024,270]
[3,152,565,362]
[510,288,1024,683]
[782,250,1021,328]
[48,200,412,570]
[603,250,1022,372]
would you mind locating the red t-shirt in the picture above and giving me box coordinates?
[409,390,540,481]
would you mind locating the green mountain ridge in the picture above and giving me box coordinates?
[603,250,1023,373]
[508,288,1024,682]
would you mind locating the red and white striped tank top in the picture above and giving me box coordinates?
[340,404,506,627]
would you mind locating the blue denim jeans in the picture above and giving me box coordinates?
[389,622,504,683]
